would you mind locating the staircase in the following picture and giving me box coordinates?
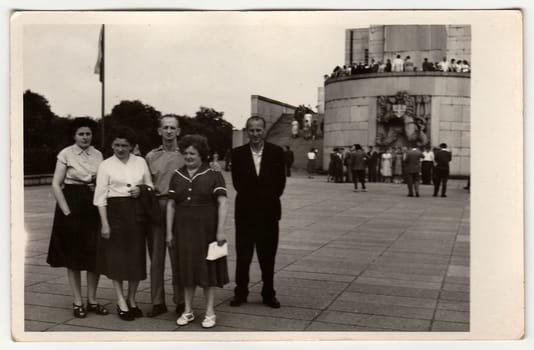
[266,113,324,170]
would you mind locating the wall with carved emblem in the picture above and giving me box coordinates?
[323,72,470,175]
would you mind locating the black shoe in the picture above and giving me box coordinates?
[407,194,414,197]
[229,296,247,307]
[126,302,143,318]
[175,302,185,315]
[433,193,437,197]
[262,296,281,308]
[147,303,167,318]
[86,302,109,315]
[72,303,87,318]
[441,194,447,198]
[116,305,134,321]
[415,193,420,197]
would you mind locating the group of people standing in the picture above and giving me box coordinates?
[326,55,471,79]
[327,143,453,197]
[46,115,286,329]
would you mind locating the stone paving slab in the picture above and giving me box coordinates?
[22,174,469,334]
[316,310,431,331]
[346,282,440,299]
[431,321,469,331]
[329,299,436,320]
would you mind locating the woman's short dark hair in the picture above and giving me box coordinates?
[179,134,210,162]
[71,117,97,136]
[110,127,137,147]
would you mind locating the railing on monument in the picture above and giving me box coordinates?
[325,71,471,85]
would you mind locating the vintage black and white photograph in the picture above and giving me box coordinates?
[10,10,523,341]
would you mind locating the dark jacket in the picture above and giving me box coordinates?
[403,148,423,173]
[136,184,162,224]
[434,149,452,170]
[231,142,286,221]
[350,150,367,170]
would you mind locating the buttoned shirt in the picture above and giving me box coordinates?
[93,154,153,207]
[145,145,184,197]
[57,144,103,185]
[250,145,264,176]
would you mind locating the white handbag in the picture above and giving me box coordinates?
[206,241,228,261]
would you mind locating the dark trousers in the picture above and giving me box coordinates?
[148,198,183,305]
[405,172,420,195]
[434,168,450,196]
[368,164,377,182]
[285,163,292,177]
[235,218,279,299]
[421,161,433,184]
[352,170,366,189]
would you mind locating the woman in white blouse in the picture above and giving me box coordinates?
[93,127,153,321]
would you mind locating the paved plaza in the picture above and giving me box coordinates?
[23,172,470,332]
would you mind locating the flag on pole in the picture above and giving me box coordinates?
[94,25,104,82]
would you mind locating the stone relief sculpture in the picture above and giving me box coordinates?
[376,91,431,148]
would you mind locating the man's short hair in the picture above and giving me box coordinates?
[159,114,180,127]
[246,116,266,129]
[439,143,448,148]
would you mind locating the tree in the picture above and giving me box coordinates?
[193,107,233,157]
[103,100,162,156]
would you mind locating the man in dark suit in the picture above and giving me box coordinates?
[434,143,452,197]
[230,116,286,308]
[403,144,424,197]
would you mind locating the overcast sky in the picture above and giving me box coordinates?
[23,13,365,128]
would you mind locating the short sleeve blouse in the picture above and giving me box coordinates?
[57,144,103,184]
[168,164,226,206]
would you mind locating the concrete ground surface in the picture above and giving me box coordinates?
[23,172,470,332]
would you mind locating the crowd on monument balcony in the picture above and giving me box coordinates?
[325,56,470,80]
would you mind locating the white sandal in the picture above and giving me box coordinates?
[176,312,195,326]
[201,314,216,328]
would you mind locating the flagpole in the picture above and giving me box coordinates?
[100,24,105,150]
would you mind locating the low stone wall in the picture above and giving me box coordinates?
[24,174,53,186]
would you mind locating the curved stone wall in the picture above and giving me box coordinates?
[324,72,470,176]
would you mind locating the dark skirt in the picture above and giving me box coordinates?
[96,197,147,281]
[47,184,100,272]
[172,203,229,288]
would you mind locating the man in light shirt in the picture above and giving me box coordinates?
[144,115,185,317]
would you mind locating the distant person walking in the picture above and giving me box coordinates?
[433,143,452,197]
[291,119,299,138]
[284,146,295,177]
[421,146,434,185]
[311,120,318,140]
[403,145,423,197]
[366,146,379,182]
[350,144,367,192]
[306,147,318,179]
[333,148,344,183]
[381,148,393,183]
[46,117,108,319]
